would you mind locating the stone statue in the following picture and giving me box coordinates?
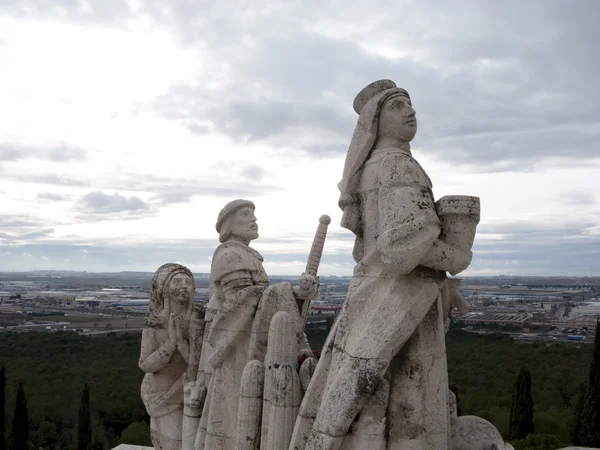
[190,199,320,450]
[290,80,481,449]
[140,263,195,450]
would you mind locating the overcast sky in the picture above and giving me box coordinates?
[1,0,599,276]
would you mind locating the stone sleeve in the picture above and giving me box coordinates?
[221,270,254,293]
[207,285,266,368]
[376,152,441,274]
[138,327,176,373]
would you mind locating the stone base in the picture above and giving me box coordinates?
[111,445,153,450]
[558,447,600,450]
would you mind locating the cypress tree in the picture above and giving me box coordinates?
[0,367,5,450]
[508,365,534,440]
[581,320,600,446]
[77,383,92,450]
[9,383,28,450]
[449,383,462,416]
[571,382,586,445]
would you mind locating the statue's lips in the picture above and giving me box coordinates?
[176,290,189,301]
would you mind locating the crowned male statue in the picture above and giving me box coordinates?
[290,80,481,450]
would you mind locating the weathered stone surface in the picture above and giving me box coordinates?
[558,447,600,449]
[290,80,482,450]
[135,81,512,450]
[112,445,154,450]
[189,201,322,450]
[236,360,265,450]
[139,263,195,450]
[262,364,301,450]
[299,357,317,395]
[451,416,515,450]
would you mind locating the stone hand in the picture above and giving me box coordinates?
[168,313,178,344]
[294,273,319,300]
[174,314,185,343]
[183,373,206,411]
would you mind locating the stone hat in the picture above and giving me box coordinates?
[216,199,255,232]
[352,79,410,114]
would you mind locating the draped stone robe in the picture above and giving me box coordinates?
[291,147,451,450]
[195,241,310,450]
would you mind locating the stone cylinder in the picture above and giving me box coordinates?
[299,357,316,395]
[436,195,480,254]
[236,360,265,450]
[260,311,299,450]
[262,364,301,450]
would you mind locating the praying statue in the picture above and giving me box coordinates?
[290,80,481,449]
[140,263,195,450]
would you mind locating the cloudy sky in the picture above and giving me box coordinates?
[0,0,599,276]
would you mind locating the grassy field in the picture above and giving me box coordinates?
[30,313,147,330]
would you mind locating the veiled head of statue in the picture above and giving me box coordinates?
[378,92,417,142]
[149,263,195,321]
[353,79,416,143]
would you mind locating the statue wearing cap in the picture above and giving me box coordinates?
[290,81,479,449]
[190,199,317,450]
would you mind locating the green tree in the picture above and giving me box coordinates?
[0,367,5,450]
[571,382,586,445]
[35,420,58,448]
[509,366,534,440]
[449,383,462,416]
[119,422,152,446]
[510,433,562,450]
[77,384,91,450]
[581,320,600,446]
[9,383,28,450]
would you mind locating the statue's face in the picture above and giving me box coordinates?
[168,273,193,316]
[378,95,417,142]
[231,206,259,242]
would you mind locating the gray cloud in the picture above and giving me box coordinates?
[1,226,599,275]
[36,192,70,202]
[78,191,150,214]
[560,191,597,207]
[6,1,599,168]
[478,220,598,237]
[149,0,600,169]
[241,165,267,182]
[0,228,55,241]
[1,172,89,187]
[0,214,46,230]
[137,174,279,205]
[0,0,133,23]
[2,0,600,275]
[150,185,264,206]
[0,142,87,162]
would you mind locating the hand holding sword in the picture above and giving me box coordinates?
[294,214,331,319]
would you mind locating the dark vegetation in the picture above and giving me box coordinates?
[579,320,600,447]
[77,385,91,450]
[509,366,534,440]
[0,327,596,449]
[0,332,149,450]
[446,328,594,446]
